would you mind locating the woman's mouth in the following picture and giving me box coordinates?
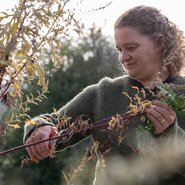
[124,63,136,69]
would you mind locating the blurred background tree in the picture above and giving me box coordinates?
[28,24,121,115]
[0,21,121,185]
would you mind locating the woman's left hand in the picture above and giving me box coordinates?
[145,100,176,135]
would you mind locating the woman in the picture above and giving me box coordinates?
[24,5,185,185]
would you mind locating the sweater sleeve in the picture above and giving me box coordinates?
[23,83,97,148]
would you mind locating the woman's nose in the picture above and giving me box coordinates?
[119,51,131,62]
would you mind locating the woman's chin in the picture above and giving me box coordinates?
[127,71,138,79]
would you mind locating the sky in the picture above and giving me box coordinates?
[1,0,185,38]
[77,0,185,37]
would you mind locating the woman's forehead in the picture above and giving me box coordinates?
[114,27,149,42]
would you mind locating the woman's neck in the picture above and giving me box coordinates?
[140,71,170,88]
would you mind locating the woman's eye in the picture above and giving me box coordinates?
[116,48,122,53]
[127,46,137,51]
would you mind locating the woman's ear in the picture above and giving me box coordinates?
[155,34,164,53]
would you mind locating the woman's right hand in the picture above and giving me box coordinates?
[25,125,58,162]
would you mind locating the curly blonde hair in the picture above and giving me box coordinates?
[114,5,185,76]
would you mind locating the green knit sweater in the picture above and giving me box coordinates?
[24,75,185,185]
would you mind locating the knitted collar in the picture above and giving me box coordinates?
[128,75,175,89]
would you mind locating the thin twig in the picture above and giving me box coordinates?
[0,112,143,157]
[0,135,63,156]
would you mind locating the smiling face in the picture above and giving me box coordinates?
[114,27,168,86]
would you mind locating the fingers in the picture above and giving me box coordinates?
[26,132,49,162]
[25,126,58,162]
[146,100,176,135]
[153,101,176,116]
[146,112,167,134]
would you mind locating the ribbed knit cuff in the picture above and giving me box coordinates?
[23,117,55,143]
